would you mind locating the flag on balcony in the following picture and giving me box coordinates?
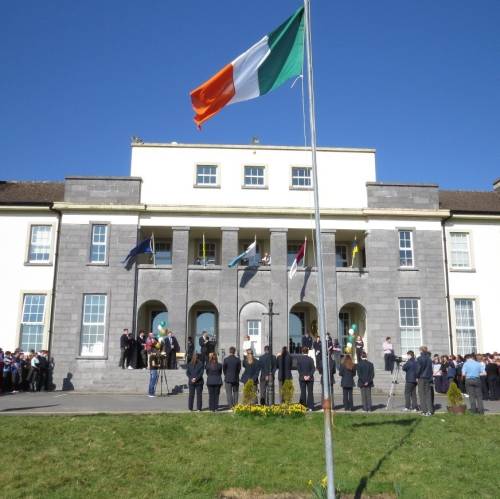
[122,237,153,269]
[351,237,360,267]
[228,240,257,268]
[190,5,305,128]
[289,237,307,279]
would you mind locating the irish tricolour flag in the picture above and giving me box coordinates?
[190,6,305,128]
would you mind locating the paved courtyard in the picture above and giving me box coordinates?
[1,390,499,415]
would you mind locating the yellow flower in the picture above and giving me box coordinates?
[308,480,313,487]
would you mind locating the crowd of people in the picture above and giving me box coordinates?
[0,348,54,394]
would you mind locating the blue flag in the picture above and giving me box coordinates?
[228,240,257,268]
[123,237,153,268]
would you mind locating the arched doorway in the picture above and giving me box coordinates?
[189,301,218,353]
[338,302,367,350]
[289,302,318,354]
[239,301,267,356]
[137,300,168,335]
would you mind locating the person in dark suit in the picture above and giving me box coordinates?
[301,332,313,350]
[297,346,315,411]
[241,351,260,385]
[276,346,293,403]
[186,336,195,365]
[357,352,375,412]
[186,352,204,411]
[258,345,277,405]
[206,352,223,412]
[137,330,147,369]
[317,351,336,404]
[164,331,180,369]
[416,346,434,416]
[199,331,210,366]
[119,329,129,369]
[402,350,418,411]
[339,354,356,411]
[223,347,241,408]
[127,332,137,369]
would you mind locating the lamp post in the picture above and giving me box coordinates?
[262,299,279,405]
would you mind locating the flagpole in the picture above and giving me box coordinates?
[203,233,206,268]
[151,233,156,267]
[304,1,336,498]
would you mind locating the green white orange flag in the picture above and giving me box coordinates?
[190,5,305,128]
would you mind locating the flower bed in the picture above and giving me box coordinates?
[233,403,306,417]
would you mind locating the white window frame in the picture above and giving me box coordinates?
[398,230,414,268]
[247,319,262,355]
[154,240,172,265]
[90,224,108,264]
[336,244,348,268]
[449,232,472,270]
[19,294,46,352]
[243,165,266,188]
[290,166,312,189]
[398,298,422,354]
[196,240,217,265]
[454,298,478,355]
[195,164,219,187]
[27,225,52,264]
[80,294,107,357]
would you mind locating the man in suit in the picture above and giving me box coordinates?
[223,347,241,408]
[119,329,129,369]
[297,346,315,411]
[164,331,180,369]
[357,352,375,412]
[199,331,209,366]
[259,345,277,405]
[402,350,418,411]
[416,345,434,416]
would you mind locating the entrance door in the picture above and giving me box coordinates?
[247,319,262,356]
[338,311,351,348]
[195,311,216,353]
[289,312,305,353]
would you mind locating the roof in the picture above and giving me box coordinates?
[439,190,500,214]
[0,181,64,205]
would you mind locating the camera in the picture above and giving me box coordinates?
[394,356,403,364]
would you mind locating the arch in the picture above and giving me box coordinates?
[338,302,367,357]
[188,300,219,354]
[239,301,268,356]
[288,301,318,354]
[137,299,168,335]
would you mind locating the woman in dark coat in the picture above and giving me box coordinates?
[206,352,223,412]
[276,346,293,402]
[240,351,260,385]
[339,354,356,411]
[186,352,204,411]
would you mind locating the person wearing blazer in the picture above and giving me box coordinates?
[258,346,277,405]
[357,352,375,412]
[186,352,204,411]
[402,350,418,411]
[223,347,241,408]
[317,352,336,405]
[339,354,356,411]
[241,351,260,385]
[206,352,223,412]
[276,346,293,403]
[296,346,315,411]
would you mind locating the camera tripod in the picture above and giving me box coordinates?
[154,368,170,397]
[385,361,402,410]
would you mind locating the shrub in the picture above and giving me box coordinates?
[447,381,464,407]
[281,379,294,405]
[242,380,257,405]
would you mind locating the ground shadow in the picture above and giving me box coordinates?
[351,418,418,428]
[1,404,59,412]
[62,372,74,391]
[300,267,312,301]
[239,267,258,288]
[354,418,421,498]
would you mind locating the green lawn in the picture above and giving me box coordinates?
[1,413,499,498]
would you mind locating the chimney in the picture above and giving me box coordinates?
[494,178,500,193]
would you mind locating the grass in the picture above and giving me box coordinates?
[0,413,499,498]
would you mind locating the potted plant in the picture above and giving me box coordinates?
[446,381,466,414]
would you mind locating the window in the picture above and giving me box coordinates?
[287,243,306,267]
[399,230,414,267]
[336,245,348,267]
[455,299,477,355]
[291,167,312,187]
[247,320,262,355]
[28,225,51,263]
[20,294,46,351]
[450,232,471,269]
[399,298,421,354]
[154,240,171,265]
[244,166,265,186]
[90,224,107,263]
[80,294,107,357]
[338,311,351,347]
[196,165,217,185]
[197,241,216,264]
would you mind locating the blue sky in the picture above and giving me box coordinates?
[1,1,499,190]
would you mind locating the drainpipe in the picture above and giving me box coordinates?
[48,205,62,356]
[441,213,454,355]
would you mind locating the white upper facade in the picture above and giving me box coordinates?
[131,143,376,210]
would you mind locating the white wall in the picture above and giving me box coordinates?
[0,212,58,351]
[447,219,500,353]
[131,144,376,209]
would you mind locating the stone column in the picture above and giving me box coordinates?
[321,230,338,338]
[170,227,189,348]
[219,228,239,354]
[270,228,288,350]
